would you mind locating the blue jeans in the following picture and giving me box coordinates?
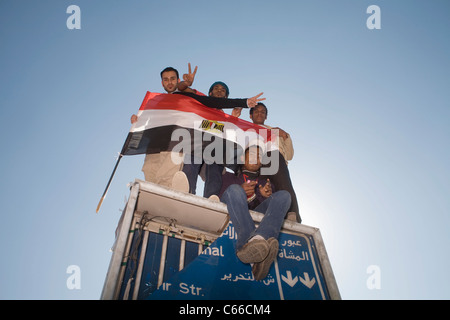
[221,184,291,251]
[182,154,223,198]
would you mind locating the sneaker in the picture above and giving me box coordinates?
[208,195,220,202]
[171,171,189,193]
[236,239,269,264]
[252,238,279,280]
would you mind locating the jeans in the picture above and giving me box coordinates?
[221,184,291,251]
[182,154,223,198]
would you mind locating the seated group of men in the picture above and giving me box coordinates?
[131,64,301,280]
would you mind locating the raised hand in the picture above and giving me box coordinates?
[182,62,198,87]
[247,92,266,108]
[231,107,242,117]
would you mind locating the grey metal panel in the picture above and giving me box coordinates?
[135,179,229,234]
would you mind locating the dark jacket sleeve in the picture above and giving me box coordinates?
[174,91,249,109]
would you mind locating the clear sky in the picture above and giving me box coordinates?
[0,0,449,299]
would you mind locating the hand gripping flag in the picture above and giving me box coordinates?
[96,91,279,213]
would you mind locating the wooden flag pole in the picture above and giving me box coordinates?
[96,154,123,213]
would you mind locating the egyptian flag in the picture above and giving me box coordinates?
[97,91,278,213]
[120,91,278,166]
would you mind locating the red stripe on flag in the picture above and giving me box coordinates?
[138,92,272,138]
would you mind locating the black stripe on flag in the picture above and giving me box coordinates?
[121,125,243,168]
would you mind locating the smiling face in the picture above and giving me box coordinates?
[161,70,180,93]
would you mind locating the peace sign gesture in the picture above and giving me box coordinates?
[182,62,198,87]
[247,92,266,108]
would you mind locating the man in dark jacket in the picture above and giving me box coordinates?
[219,145,291,280]
[178,82,264,198]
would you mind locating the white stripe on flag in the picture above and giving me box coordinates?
[130,109,279,153]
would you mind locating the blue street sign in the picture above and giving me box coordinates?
[147,223,330,300]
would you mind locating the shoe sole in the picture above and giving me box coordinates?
[171,171,189,193]
[252,238,279,280]
[208,195,220,202]
[236,239,269,264]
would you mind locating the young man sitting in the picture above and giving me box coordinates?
[219,145,291,280]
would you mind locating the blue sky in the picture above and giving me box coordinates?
[0,0,449,299]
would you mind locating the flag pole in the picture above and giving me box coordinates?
[96,153,123,213]
[96,92,150,213]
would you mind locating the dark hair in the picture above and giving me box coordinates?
[235,144,263,175]
[160,67,179,79]
[249,102,268,116]
[208,81,230,97]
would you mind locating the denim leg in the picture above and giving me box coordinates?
[182,154,202,194]
[253,190,291,240]
[220,184,256,250]
[203,164,223,198]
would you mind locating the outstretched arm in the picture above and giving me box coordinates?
[175,91,265,109]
